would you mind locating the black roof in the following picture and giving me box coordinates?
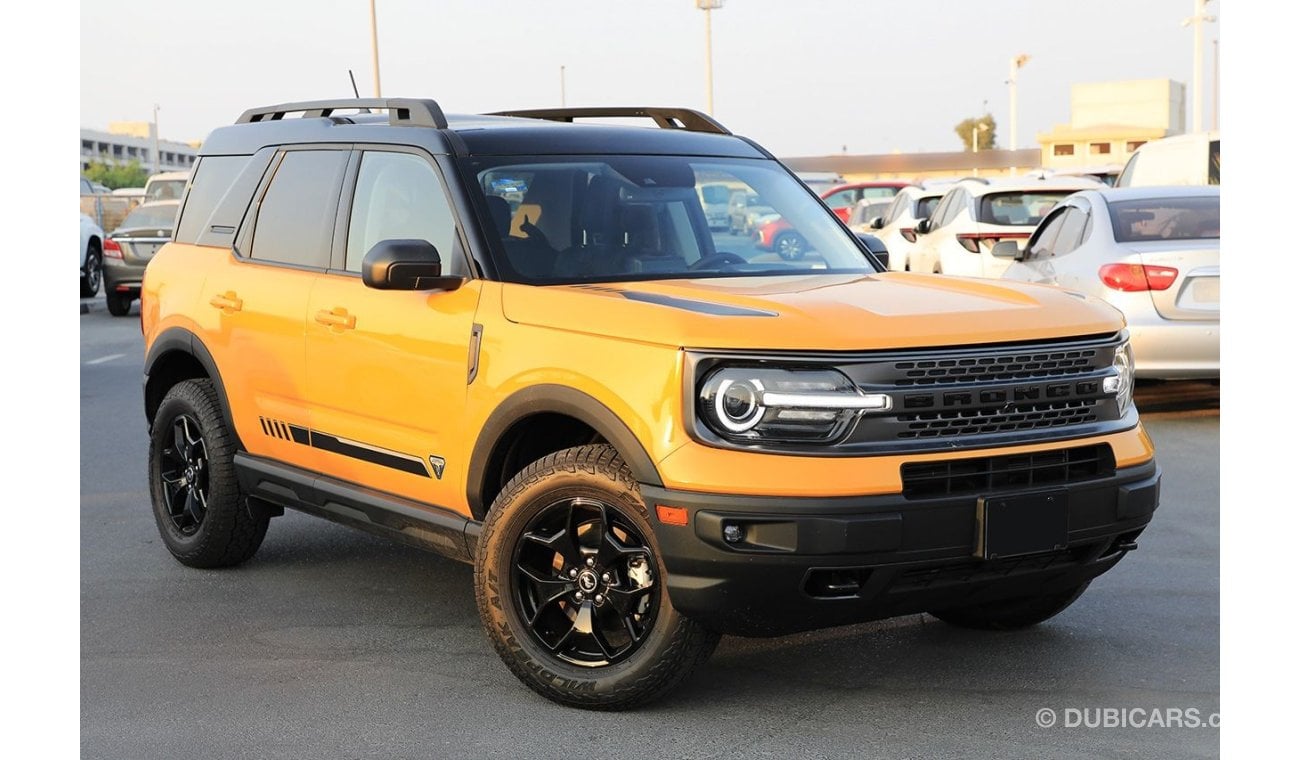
[200,101,766,160]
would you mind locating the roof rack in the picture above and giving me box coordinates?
[488,107,731,135]
[235,98,448,129]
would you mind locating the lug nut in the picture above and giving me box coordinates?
[585,557,595,567]
[568,568,578,578]
[594,594,604,604]
[601,573,610,583]
[575,591,584,601]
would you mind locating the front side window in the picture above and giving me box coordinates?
[346,151,461,274]
[465,155,875,285]
[1025,208,1070,260]
[249,150,348,268]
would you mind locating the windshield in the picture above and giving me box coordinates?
[465,155,875,284]
[978,191,1075,226]
[121,204,178,229]
[1107,196,1220,242]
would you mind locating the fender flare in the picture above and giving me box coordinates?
[143,327,241,448]
[466,384,664,520]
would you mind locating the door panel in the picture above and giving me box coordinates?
[304,276,482,507]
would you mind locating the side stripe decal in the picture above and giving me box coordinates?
[257,416,431,478]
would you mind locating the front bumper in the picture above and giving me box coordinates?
[642,458,1159,636]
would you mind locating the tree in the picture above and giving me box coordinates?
[955,114,998,152]
[83,159,150,190]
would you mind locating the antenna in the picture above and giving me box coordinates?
[349,69,361,99]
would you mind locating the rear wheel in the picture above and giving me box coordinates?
[774,232,806,260]
[148,379,269,568]
[475,444,719,710]
[106,291,132,317]
[929,582,1090,630]
[81,244,102,297]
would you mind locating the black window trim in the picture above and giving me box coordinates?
[327,143,478,281]
[233,143,354,274]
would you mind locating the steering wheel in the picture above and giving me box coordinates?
[690,251,747,270]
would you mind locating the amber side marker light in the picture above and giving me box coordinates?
[656,505,689,526]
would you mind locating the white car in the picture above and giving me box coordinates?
[143,170,191,203]
[860,185,947,272]
[909,176,1101,279]
[1115,132,1220,187]
[998,186,1219,379]
[80,213,105,297]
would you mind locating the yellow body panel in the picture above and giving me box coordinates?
[146,245,1153,522]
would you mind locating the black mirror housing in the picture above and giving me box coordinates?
[868,216,884,230]
[915,218,931,234]
[362,239,465,291]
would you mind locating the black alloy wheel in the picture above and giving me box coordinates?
[157,414,209,535]
[512,496,659,667]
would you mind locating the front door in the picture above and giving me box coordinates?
[304,149,482,510]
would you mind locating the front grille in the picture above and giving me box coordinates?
[900,444,1116,499]
[898,399,1099,439]
[893,348,1098,386]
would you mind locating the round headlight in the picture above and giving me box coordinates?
[714,378,765,433]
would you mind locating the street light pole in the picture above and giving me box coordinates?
[560,65,567,107]
[369,0,382,97]
[1211,38,1219,131]
[1182,0,1216,133]
[152,103,160,174]
[697,1,725,115]
[1007,54,1029,175]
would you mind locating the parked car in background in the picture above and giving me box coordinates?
[755,182,904,259]
[1115,132,1220,187]
[80,213,104,297]
[143,170,190,202]
[909,177,1101,279]
[847,198,895,230]
[112,186,147,204]
[80,176,110,195]
[102,200,178,316]
[697,182,736,231]
[997,186,1219,379]
[819,181,909,223]
[794,171,845,196]
[728,190,775,235]
[862,184,947,271]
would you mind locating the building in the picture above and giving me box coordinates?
[780,148,1042,183]
[80,122,199,173]
[1036,79,1186,172]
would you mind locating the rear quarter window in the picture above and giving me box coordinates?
[174,156,251,244]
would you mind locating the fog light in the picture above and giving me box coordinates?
[722,523,744,544]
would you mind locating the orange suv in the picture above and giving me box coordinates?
[141,99,1160,710]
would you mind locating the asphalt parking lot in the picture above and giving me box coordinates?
[80,301,1219,759]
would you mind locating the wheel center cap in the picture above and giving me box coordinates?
[185,466,196,480]
[577,570,599,593]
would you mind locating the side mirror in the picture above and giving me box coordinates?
[991,240,1023,260]
[362,239,465,291]
[868,216,884,230]
[855,232,890,269]
[915,218,931,235]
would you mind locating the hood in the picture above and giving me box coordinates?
[501,273,1124,351]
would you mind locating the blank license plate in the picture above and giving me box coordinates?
[976,490,1068,559]
[1191,277,1219,304]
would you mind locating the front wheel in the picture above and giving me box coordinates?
[475,445,719,710]
[929,582,1090,630]
[106,291,132,317]
[774,232,806,260]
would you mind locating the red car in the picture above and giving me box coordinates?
[757,181,909,259]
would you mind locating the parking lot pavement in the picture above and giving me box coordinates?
[80,308,1219,759]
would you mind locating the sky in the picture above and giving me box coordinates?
[79,0,1217,157]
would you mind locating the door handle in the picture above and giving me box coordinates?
[208,291,243,313]
[314,307,356,331]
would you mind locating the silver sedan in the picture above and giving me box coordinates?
[997,186,1219,379]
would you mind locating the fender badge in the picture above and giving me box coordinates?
[429,456,446,479]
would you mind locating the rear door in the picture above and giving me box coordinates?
[200,147,349,470]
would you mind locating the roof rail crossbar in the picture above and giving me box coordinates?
[488,107,731,135]
[235,99,448,129]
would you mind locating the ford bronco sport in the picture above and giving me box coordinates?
[141,99,1159,710]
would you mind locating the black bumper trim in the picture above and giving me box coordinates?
[640,459,1159,636]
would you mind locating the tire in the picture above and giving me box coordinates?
[148,379,269,568]
[106,291,132,317]
[475,444,720,710]
[81,244,102,297]
[929,581,1090,631]
[774,232,806,260]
